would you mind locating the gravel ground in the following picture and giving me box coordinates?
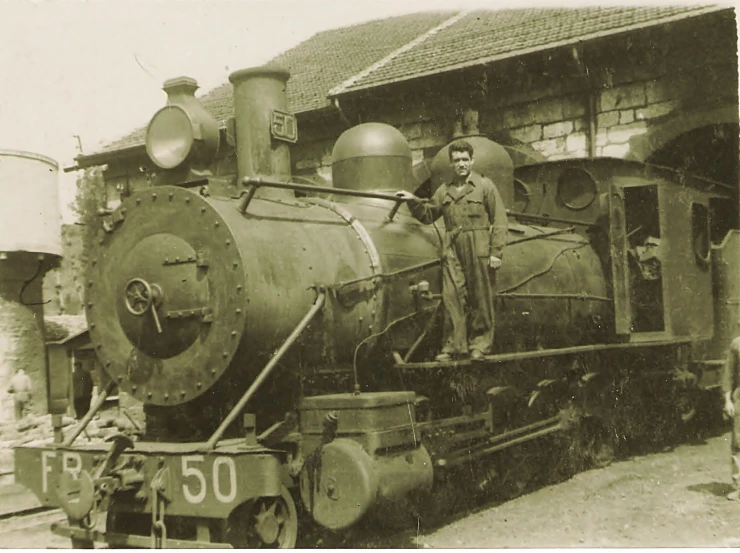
[416,431,740,548]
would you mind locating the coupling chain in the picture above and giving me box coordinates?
[151,486,168,548]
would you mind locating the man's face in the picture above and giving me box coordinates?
[450,150,473,180]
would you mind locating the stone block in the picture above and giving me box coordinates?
[596,130,609,147]
[565,132,588,153]
[600,82,646,111]
[531,137,566,158]
[645,78,673,104]
[401,122,423,140]
[574,119,586,132]
[620,109,635,124]
[563,98,587,119]
[607,121,648,144]
[543,120,574,139]
[503,97,564,128]
[503,103,535,128]
[408,135,447,150]
[510,124,542,143]
[531,97,565,125]
[601,143,630,158]
[596,111,620,128]
[421,120,444,139]
[635,100,678,121]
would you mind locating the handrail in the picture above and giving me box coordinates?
[238,177,408,221]
[204,292,326,450]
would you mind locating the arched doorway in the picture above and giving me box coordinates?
[627,106,739,240]
[646,123,738,186]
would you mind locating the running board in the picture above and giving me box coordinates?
[394,338,691,369]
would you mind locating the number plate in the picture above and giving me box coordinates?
[271,110,298,143]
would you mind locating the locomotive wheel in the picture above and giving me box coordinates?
[227,485,298,548]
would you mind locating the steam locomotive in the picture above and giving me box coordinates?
[14,65,739,548]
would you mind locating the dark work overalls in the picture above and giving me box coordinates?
[410,172,508,356]
[722,336,740,493]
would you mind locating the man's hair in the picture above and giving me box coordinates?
[448,139,474,160]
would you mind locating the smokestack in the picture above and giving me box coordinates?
[229,67,293,198]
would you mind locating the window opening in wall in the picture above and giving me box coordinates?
[623,185,664,332]
[709,196,736,245]
[692,202,711,266]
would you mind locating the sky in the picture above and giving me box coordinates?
[0,0,735,223]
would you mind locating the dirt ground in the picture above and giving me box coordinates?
[414,430,740,548]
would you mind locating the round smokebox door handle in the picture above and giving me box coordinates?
[124,278,164,333]
[124,278,154,316]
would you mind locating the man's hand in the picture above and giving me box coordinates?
[489,256,502,270]
[394,190,418,202]
[725,396,736,418]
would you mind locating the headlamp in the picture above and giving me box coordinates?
[144,76,220,171]
[146,105,195,169]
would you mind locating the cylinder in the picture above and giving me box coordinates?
[0,151,60,421]
[229,67,292,198]
[0,150,62,255]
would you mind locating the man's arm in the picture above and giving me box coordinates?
[398,187,445,224]
[722,338,739,416]
[484,180,508,260]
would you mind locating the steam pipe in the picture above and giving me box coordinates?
[62,380,116,447]
[204,292,326,450]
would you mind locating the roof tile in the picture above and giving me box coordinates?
[92,11,454,156]
[335,6,725,92]
[88,6,724,159]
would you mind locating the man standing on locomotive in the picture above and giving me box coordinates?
[722,336,740,500]
[397,139,508,361]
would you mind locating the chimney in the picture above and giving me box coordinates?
[229,67,293,199]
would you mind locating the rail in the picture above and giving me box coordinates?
[204,291,327,450]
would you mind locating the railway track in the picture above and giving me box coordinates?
[0,470,55,521]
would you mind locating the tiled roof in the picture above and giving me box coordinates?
[331,6,725,94]
[90,11,455,157]
[85,6,724,161]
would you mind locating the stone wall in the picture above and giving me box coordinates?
[0,255,50,421]
[43,224,86,316]
[290,14,737,181]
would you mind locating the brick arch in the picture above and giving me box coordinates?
[626,104,739,162]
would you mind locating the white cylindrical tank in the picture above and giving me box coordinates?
[0,150,62,421]
[0,150,62,255]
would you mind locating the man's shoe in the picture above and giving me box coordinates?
[435,353,452,362]
[470,350,485,361]
[727,490,740,501]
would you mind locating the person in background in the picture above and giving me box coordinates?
[722,336,740,501]
[396,139,508,362]
[73,360,93,419]
[8,367,32,420]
